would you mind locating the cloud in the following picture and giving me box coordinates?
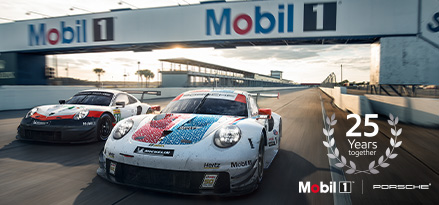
[220,46,319,60]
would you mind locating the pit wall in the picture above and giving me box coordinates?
[320,87,373,116]
[320,87,439,127]
[0,86,303,111]
[365,94,439,127]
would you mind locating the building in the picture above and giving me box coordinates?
[270,70,283,79]
[159,58,294,87]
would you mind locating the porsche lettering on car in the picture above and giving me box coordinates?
[17,89,159,143]
[97,89,282,195]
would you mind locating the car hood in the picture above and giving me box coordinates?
[31,104,107,119]
[131,113,245,145]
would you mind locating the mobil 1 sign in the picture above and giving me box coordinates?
[421,0,439,47]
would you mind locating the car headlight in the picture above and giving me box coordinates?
[73,109,89,120]
[113,119,134,139]
[26,108,38,118]
[214,125,241,148]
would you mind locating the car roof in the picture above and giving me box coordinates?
[81,89,124,95]
[184,89,249,96]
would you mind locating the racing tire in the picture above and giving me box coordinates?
[97,114,113,141]
[136,106,142,115]
[257,133,265,183]
[278,118,282,148]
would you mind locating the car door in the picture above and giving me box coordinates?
[112,93,136,121]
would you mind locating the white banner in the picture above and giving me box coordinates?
[0,0,419,52]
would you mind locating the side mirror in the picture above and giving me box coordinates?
[59,100,66,104]
[258,108,272,119]
[151,105,161,112]
[116,101,126,108]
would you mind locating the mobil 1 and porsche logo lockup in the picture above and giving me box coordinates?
[98,89,282,195]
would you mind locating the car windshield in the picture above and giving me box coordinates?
[161,96,248,117]
[66,92,113,106]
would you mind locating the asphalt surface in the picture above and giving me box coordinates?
[0,88,437,205]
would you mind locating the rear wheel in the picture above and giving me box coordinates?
[257,133,265,183]
[97,114,113,141]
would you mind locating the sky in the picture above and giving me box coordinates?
[0,0,371,83]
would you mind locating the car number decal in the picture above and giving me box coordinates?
[113,109,121,122]
[109,162,117,175]
[200,174,218,189]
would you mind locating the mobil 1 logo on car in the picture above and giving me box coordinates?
[28,17,114,46]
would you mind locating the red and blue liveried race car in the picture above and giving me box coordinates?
[97,89,282,195]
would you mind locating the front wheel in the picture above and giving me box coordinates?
[257,133,265,183]
[97,114,113,141]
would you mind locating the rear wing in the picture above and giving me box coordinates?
[249,92,279,102]
[123,90,161,102]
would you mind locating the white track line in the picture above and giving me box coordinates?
[319,92,352,205]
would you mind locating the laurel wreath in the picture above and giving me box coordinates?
[322,113,402,174]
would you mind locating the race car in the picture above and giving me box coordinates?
[17,89,160,143]
[97,89,282,195]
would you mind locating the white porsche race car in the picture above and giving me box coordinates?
[17,89,160,143]
[97,89,282,195]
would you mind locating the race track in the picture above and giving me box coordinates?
[0,88,438,204]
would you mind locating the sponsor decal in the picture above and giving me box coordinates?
[248,138,255,149]
[299,181,352,193]
[82,121,95,126]
[204,163,221,169]
[148,143,164,147]
[273,129,278,135]
[206,4,294,35]
[323,114,403,175]
[108,152,115,159]
[0,72,15,79]
[32,120,49,125]
[268,137,276,146]
[180,139,192,144]
[231,160,252,168]
[200,174,218,189]
[134,146,174,157]
[28,18,114,46]
[178,126,201,130]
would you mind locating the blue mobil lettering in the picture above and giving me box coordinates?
[206,4,294,35]
[28,20,87,46]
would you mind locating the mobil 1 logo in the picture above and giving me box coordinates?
[93,17,114,42]
[303,2,336,31]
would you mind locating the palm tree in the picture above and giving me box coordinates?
[135,70,144,87]
[93,68,105,83]
[143,70,155,87]
[135,69,155,87]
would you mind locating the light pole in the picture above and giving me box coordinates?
[65,63,69,78]
[340,64,343,84]
[137,61,140,87]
